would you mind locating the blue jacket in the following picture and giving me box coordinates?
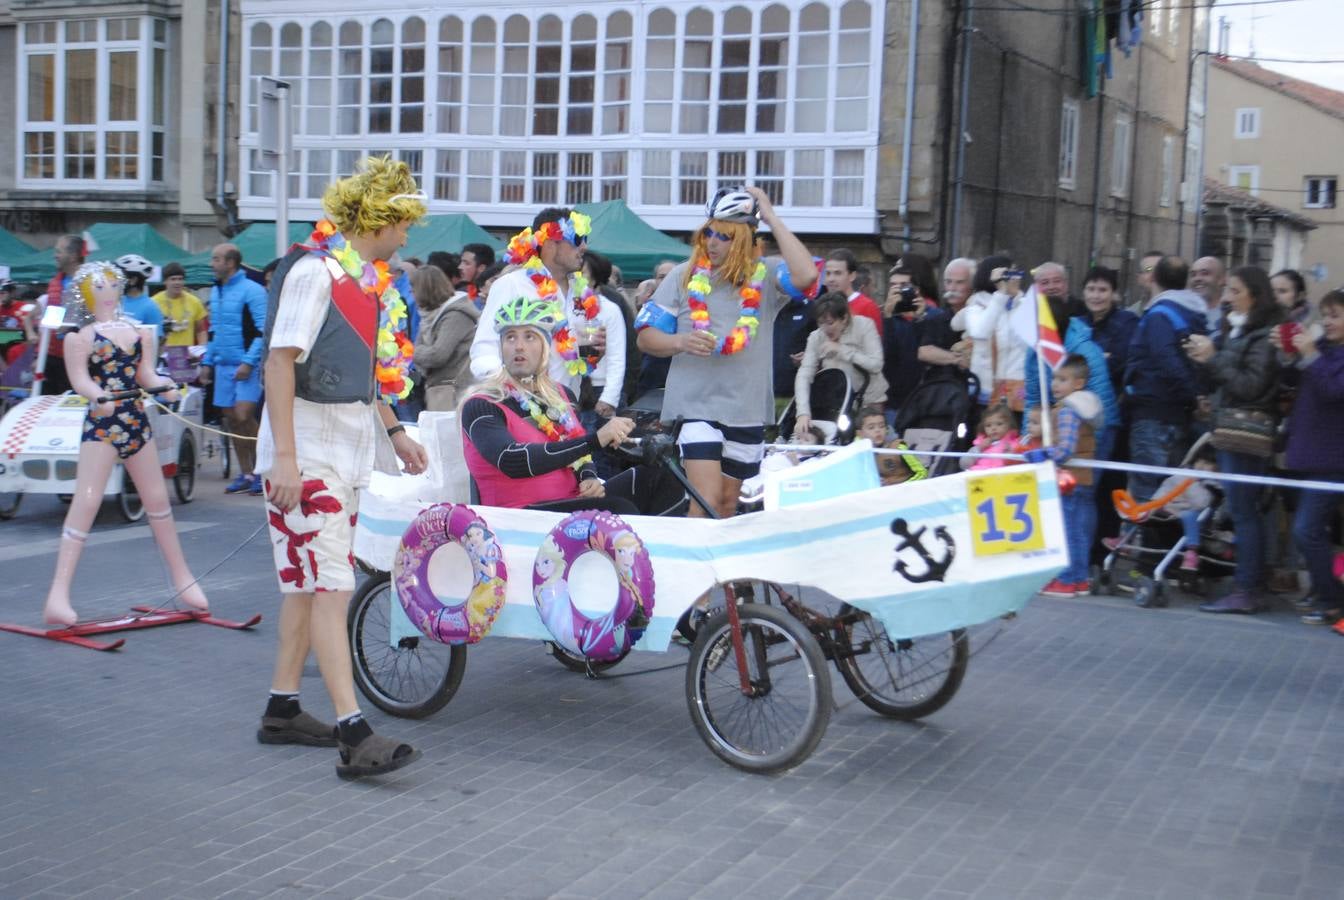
[205,270,268,367]
[1122,290,1208,423]
[1286,340,1344,474]
[1024,317,1120,431]
[1086,306,1138,394]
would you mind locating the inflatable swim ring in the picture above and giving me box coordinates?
[394,503,507,645]
[533,510,655,661]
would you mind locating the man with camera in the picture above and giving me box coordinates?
[881,260,959,419]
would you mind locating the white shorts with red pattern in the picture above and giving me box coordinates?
[264,466,360,594]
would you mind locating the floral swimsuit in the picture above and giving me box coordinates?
[81,331,150,460]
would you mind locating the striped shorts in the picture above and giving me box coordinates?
[677,420,766,481]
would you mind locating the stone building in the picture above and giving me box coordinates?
[1204,58,1344,296]
[1198,178,1314,277]
[0,0,243,253]
[907,0,1210,294]
[0,0,1211,295]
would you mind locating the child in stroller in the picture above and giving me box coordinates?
[1099,437,1234,608]
[778,367,868,445]
[891,370,980,477]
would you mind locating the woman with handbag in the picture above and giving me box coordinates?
[1184,266,1284,614]
[412,264,481,412]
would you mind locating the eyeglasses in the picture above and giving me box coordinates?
[702,227,733,243]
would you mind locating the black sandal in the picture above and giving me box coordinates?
[257,711,338,747]
[335,733,421,779]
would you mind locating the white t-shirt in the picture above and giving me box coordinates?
[254,254,397,487]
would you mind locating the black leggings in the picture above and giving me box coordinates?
[527,465,687,517]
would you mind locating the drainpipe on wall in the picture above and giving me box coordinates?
[1088,83,1106,266]
[898,0,922,252]
[215,0,239,233]
[949,0,974,259]
[1192,15,1212,256]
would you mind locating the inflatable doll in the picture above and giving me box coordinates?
[42,261,209,626]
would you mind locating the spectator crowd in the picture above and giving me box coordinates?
[4,218,1342,631]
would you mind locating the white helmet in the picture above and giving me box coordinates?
[115,253,154,279]
[706,187,758,228]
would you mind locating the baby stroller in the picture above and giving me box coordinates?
[892,370,980,477]
[777,367,870,445]
[1093,435,1235,608]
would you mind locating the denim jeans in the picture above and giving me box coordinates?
[1127,418,1187,501]
[1293,473,1344,606]
[1216,449,1268,592]
[1178,509,1202,548]
[1061,485,1097,583]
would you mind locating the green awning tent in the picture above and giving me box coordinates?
[229,221,316,266]
[0,227,35,266]
[402,214,500,261]
[5,222,194,283]
[573,199,689,282]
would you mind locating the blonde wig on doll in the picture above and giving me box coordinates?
[70,261,126,315]
[321,155,428,236]
[685,219,759,289]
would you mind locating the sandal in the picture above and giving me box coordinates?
[257,711,338,747]
[336,733,421,779]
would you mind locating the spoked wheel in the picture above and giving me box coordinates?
[832,605,969,719]
[348,571,467,718]
[686,602,831,773]
[0,491,21,520]
[547,642,632,674]
[118,472,144,522]
[174,432,196,503]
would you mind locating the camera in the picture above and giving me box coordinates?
[891,282,919,314]
[1001,269,1025,281]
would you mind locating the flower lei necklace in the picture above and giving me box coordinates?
[687,257,768,355]
[504,212,599,377]
[309,220,414,401]
[505,382,592,470]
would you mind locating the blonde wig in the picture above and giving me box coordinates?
[685,219,759,289]
[321,155,428,236]
[71,261,126,315]
[463,328,572,416]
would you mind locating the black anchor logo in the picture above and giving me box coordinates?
[890,518,956,584]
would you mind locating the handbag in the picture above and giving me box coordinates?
[1210,407,1276,458]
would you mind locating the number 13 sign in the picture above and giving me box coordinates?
[967,470,1045,556]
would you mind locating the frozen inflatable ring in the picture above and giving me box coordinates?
[393,503,507,645]
[533,510,656,661]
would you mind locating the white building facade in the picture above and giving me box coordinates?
[238,0,884,234]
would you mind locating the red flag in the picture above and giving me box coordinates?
[1035,291,1066,371]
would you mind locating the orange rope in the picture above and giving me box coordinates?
[1112,478,1194,522]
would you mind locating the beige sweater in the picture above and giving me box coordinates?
[794,315,888,416]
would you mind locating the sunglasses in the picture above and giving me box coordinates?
[702,226,734,243]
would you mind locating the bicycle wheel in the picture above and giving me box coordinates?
[348,571,467,719]
[118,472,144,523]
[174,432,196,503]
[832,604,968,720]
[547,642,631,674]
[686,602,831,773]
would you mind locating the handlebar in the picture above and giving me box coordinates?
[614,417,721,520]
[95,383,179,404]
